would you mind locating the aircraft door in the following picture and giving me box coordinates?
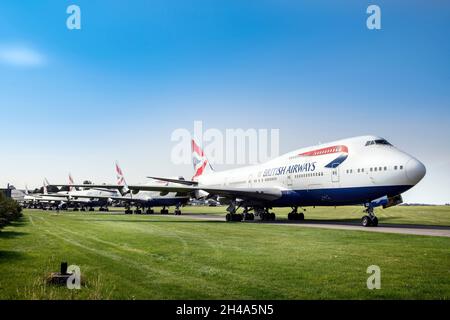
[248,174,253,188]
[331,164,340,183]
[286,174,293,187]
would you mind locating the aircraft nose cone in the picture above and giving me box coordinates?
[405,158,426,184]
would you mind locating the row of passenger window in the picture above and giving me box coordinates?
[294,172,324,179]
[346,165,404,174]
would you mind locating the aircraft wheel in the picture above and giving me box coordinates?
[135,209,142,214]
[361,215,372,227]
[89,208,95,212]
[175,209,181,215]
[226,213,232,222]
[298,212,304,221]
[270,213,276,221]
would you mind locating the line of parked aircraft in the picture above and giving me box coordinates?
[21,165,190,214]
[22,135,426,227]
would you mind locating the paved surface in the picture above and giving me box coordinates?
[169,214,450,238]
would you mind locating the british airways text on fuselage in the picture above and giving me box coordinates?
[262,162,317,177]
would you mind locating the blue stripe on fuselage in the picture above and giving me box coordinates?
[271,185,412,207]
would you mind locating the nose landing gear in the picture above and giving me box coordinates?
[361,206,378,227]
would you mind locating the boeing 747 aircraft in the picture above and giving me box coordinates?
[46,175,120,211]
[141,135,426,226]
[101,163,190,214]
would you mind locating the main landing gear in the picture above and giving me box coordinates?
[225,202,243,221]
[225,204,275,222]
[124,205,133,214]
[242,208,255,221]
[257,208,275,221]
[288,207,305,221]
[160,207,169,215]
[174,204,182,216]
[361,206,378,227]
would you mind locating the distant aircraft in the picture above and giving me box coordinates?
[21,180,69,209]
[22,185,45,207]
[45,175,120,211]
[52,163,190,214]
[119,135,426,226]
[110,162,190,214]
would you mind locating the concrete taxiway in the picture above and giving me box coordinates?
[169,214,450,238]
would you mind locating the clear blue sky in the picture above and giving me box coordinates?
[0,1,449,203]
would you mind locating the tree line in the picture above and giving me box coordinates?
[0,193,22,230]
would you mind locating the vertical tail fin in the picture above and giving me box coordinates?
[191,139,214,181]
[43,179,48,195]
[115,161,130,195]
[68,173,75,192]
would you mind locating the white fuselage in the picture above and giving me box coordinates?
[197,135,426,207]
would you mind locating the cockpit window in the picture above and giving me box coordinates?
[374,139,391,145]
[365,139,392,146]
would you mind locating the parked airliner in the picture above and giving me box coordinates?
[141,135,426,226]
[104,163,190,214]
[47,175,120,211]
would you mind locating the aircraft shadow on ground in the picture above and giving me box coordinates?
[87,218,224,224]
[0,230,29,263]
[0,250,26,264]
[0,230,28,239]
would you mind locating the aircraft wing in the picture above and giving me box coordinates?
[50,183,283,201]
[50,184,120,189]
[126,185,282,202]
[146,177,198,186]
[45,193,119,200]
[43,193,70,198]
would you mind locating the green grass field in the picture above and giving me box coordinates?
[0,207,449,300]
